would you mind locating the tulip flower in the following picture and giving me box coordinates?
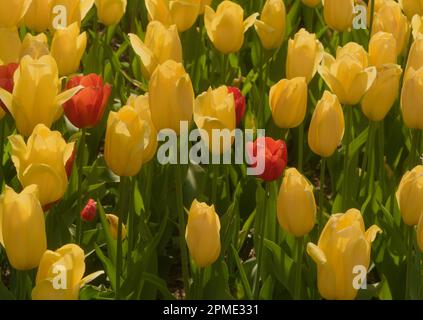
[301,0,320,7]
[199,0,211,14]
[411,15,423,39]
[106,214,127,240]
[149,60,194,134]
[307,209,381,300]
[104,106,148,177]
[269,77,308,128]
[194,86,236,154]
[227,86,246,126]
[362,64,402,122]
[0,185,47,270]
[80,199,97,222]
[247,137,288,182]
[368,32,397,67]
[51,0,94,29]
[418,213,423,252]
[20,33,50,60]
[24,0,54,32]
[254,0,286,50]
[0,0,31,28]
[185,199,221,268]
[396,165,423,225]
[145,0,200,32]
[308,91,345,158]
[405,36,423,75]
[0,27,21,64]
[286,28,324,83]
[204,1,258,54]
[95,0,127,26]
[323,0,354,32]
[64,74,111,129]
[129,21,182,80]
[401,67,423,129]
[32,244,104,300]
[9,124,75,206]
[50,22,87,76]
[277,168,316,237]
[0,63,19,115]
[399,0,423,20]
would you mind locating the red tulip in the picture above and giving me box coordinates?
[81,199,97,222]
[64,74,111,129]
[227,86,246,126]
[247,137,288,181]
[0,63,19,112]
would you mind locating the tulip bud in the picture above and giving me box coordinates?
[95,0,127,26]
[418,213,423,252]
[0,185,47,270]
[20,33,50,60]
[301,0,321,8]
[185,199,221,268]
[405,36,423,75]
[286,28,324,83]
[24,0,54,32]
[247,137,288,182]
[9,124,75,206]
[254,0,286,50]
[227,86,246,126]
[323,0,354,32]
[411,15,423,39]
[396,165,423,225]
[308,91,345,157]
[0,63,19,116]
[204,1,258,54]
[149,60,194,134]
[401,67,423,129]
[399,0,423,20]
[368,31,397,67]
[0,27,21,64]
[32,244,104,300]
[0,0,31,27]
[81,199,97,222]
[129,21,182,80]
[106,214,127,240]
[362,64,402,121]
[269,77,308,128]
[64,74,111,129]
[307,209,381,300]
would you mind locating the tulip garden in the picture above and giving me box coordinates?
[1,0,423,301]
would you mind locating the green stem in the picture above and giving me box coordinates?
[318,158,326,237]
[367,122,377,196]
[378,122,386,195]
[405,226,414,300]
[220,53,228,84]
[211,164,219,204]
[76,128,86,245]
[298,122,304,172]
[357,125,372,199]
[409,129,418,169]
[342,106,352,211]
[127,177,136,264]
[294,236,304,300]
[195,267,204,300]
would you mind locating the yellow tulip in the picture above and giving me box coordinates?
[371,0,409,55]
[32,244,103,300]
[106,214,127,240]
[307,209,381,300]
[185,199,221,268]
[0,55,81,137]
[145,0,200,32]
[399,0,423,20]
[204,1,258,54]
[50,22,87,76]
[401,66,423,129]
[418,213,423,252]
[405,35,423,75]
[411,15,423,39]
[277,168,316,237]
[0,185,46,270]
[269,77,308,128]
[95,0,127,26]
[0,27,21,64]
[254,0,286,50]
[323,0,354,32]
[368,31,397,67]
[0,0,31,28]
[194,86,236,154]
[24,0,54,32]
[129,21,182,80]
[149,60,194,134]
[396,165,423,225]
[104,106,147,177]
[126,94,158,164]
[308,91,345,157]
[336,42,369,68]
[286,28,324,83]
[9,124,75,206]
[20,33,50,60]
[301,0,321,8]
[51,0,94,29]
[362,64,402,121]
[199,0,211,14]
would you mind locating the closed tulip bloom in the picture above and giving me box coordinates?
[401,67,423,129]
[9,124,75,206]
[0,185,46,270]
[308,91,345,157]
[129,21,182,80]
[64,74,111,129]
[277,168,316,237]
[126,94,158,164]
[323,0,354,32]
[301,0,320,8]
[418,213,423,252]
[269,77,308,128]
[51,22,87,76]
[227,86,246,126]
[0,63,19,115]
[0,27,21,64]
[32,244,103,300]
[336,42,369,68]
[194,86,236,154]
[106,214,127,240]
[405,36,423,75]
[24,0,54,32]
[307,209,381,300]
[362,64,402,121]
[286,28,324,83]
[95,0,127,26]
[0,0,31,27]
[368,32,397,67]
[81,199,97,222]
[185,199,221,268]
[399,0,423,20]
[149,60,194,134]
[52,0,94,29]
[254,0,286,50]
[20,33,50,60]
[411,15,423,39]
[396,165,423,225]
[204,1,258,54]
[104,106,147,177]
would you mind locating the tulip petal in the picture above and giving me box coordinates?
[204,5,216,42]
[80,270,104,287]
[32,279,79,300]
[81,0,95,20]
[56,85,84,106]
[306,243,327,266]
[244,13,259,32]
[365,225,382,243]
[0,87,12,113]
[128,33,157,76]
